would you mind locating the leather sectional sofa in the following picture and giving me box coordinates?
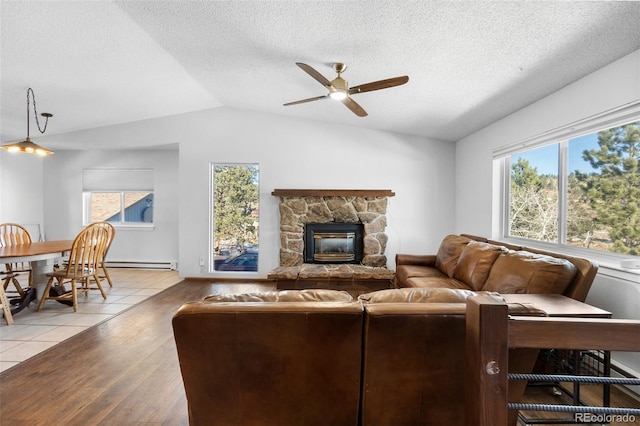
[394,234,599,302]
[173,288,545,425]
[172,289,364,425]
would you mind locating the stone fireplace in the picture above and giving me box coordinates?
[272,189,395,268]
[268,189,396,293]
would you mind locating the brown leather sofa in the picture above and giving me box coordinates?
[173,288,545,425]
[358,288,543,426]
[394,234,599,302]
[172,289,363,426]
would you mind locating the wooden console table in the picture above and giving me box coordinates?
[501,294,614,425]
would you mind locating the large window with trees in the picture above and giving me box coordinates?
[500,115,639,261]
[211,164,259,272]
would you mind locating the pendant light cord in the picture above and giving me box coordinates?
[27,87,50,137]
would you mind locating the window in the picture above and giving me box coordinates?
[497,107,639,262]
[86,192,154,224]
[82,169,154,226]
[211,164,259,272]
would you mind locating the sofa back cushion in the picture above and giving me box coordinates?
[173,300,363,425]
[453,241,504,290]
[359,287,477,303]
[203,289,353,302]
[435,234,472,277]
[482,250,577,295]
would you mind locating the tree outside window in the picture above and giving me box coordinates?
[508,121,639,256]
[211,164,259,271]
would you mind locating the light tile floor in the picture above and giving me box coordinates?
[0,268,181,373]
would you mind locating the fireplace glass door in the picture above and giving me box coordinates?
[313,232,356,262]
[304,223,364,264]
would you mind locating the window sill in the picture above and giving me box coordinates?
[501,237,640,284]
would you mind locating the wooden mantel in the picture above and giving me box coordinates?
[271,189,395,197]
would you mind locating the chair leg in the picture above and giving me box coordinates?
[101,264,113,287]
[1,284,14,325]
[37,276,56,311]
[93,275,107,300]
[71,279,78,312]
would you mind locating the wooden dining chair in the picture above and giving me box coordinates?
[37,223,109,312]
[0,223,33,298]
[92,221,115,287]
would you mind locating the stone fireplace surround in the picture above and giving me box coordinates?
[268,189,395,287]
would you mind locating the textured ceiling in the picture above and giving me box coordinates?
[1,1,640,149]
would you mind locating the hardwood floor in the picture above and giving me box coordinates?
[519,382,640,425]
[1,269,637,425]
[0,271,274,425]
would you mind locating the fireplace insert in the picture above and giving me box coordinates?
[304,223,364,264]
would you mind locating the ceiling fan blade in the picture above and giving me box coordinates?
[296,62,332,88]
[283,95,328,106]
[342,97,368,117]
[349,76,409,95]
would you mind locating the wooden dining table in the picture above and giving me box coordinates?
[0,239,73,298]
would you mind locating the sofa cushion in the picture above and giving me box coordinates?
[404,276,471,290]
[435,234,472,277]
[359,287,477,303]
[453,241,504,290]
[395,265,448,284]
[203,289,353,302]
[483,250,577,295]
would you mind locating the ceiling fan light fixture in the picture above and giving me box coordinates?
[329,89,348,101]
[284,62,408,117]
[1,88,54,157]
[329,76,349,100]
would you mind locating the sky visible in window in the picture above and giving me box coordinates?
[514,133,600,175]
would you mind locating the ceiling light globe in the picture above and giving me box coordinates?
[329,91,347,101]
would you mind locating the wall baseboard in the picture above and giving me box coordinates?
[106,261,177,270]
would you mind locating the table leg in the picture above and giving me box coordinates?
[30,258,58,301]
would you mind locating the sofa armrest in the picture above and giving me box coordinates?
[395,253,437,267]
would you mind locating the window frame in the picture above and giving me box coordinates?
[495,101,640,276]
[209,163,260,274]
[82,190,155,230]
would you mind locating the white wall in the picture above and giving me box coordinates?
[33,107,455,277]
[456,49,640,374]
[0,150,45,231]
[178,108,455,277]
[455,49,640,237]
[41,149,179,265]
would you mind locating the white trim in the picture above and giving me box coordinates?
[495,104,640,275]
[493,100,640,159]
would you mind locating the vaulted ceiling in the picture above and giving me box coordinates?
[2,1,639,149]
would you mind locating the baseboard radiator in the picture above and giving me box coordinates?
[105,261,177,270]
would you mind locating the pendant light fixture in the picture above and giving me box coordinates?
[1,88,54,156]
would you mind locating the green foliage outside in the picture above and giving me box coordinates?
[213,165,259,252]
[510,121,639,255]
